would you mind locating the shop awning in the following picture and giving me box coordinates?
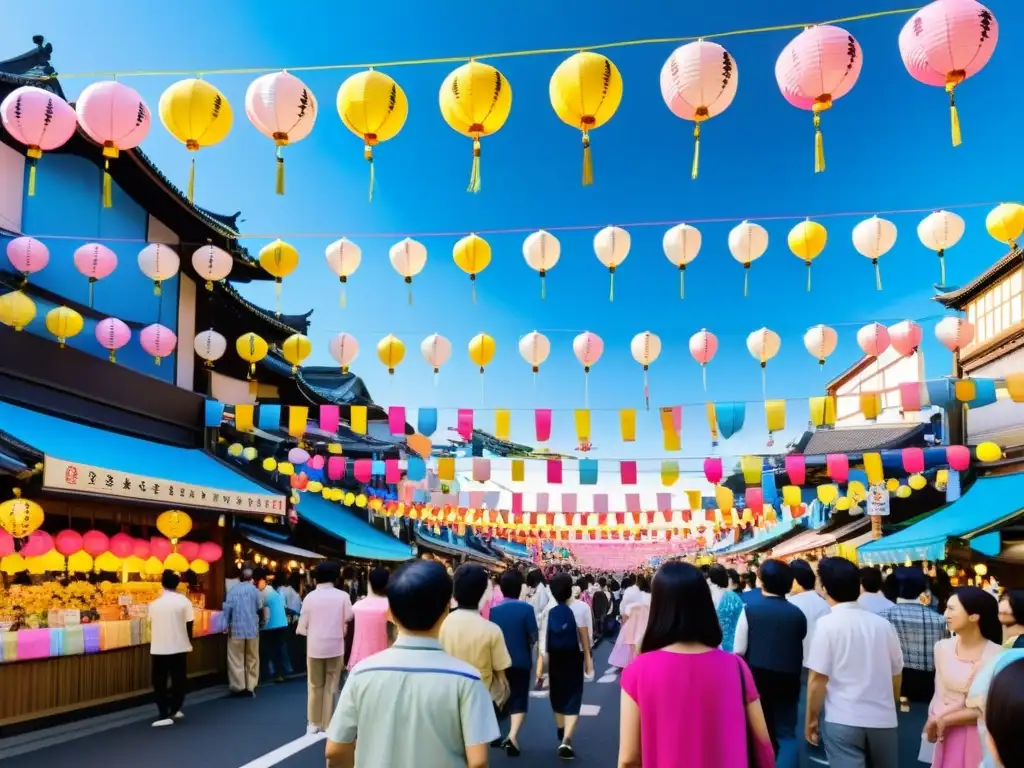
[0,400,285,514]
[295,493,413,562]
[858,472,1024,565]
[770,517,872,559]
[415,528,501,564]
[238,527,324,561]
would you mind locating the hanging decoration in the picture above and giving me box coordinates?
[889,320,923,357]
[191,243,233,290]
[0,489,44,539]
[5,236,48,286]
[73,243,117,308]
[140,323,177,366]
[659,40,738,180]
[324,238,361,308]
[662,223,701,299]
[549,51,623,186]
[689,329,718,391]
[788,219,827,291]
[281,333,312,374]
[236,332,269,378]
[594,225,630,302]
[917,209,965,287]
[728,220,768,297]
[336,69,408,201]
[0,85,77,196]
[193,329,227,368]
[421,333,452,384]
[258,239,299,316]
[95,317,130,362]
[389,237,427,305]
[630,331,662,410]
[137,243,180,296]
[0,290,37,331]
[573,331,604,407]
[775,25,862,173]
[438,61,513,192]
[852,216,897,290]
[377,334,406,375]
[857,322,890,358]
[519,331,551,381]
[44,306,84,348]
[803,324,838,367]
[985,202,1024,251]
[747,327,781,399]
[468,332,496,401]
[328,332,359,374]
[898,0,998,147]
[156,509,193,543]
[453,233,491,304]
[935,316,975,353]
[158,78,233,202]
[245,71,317,195]
[523,230,560,300]
[74,81,152,207]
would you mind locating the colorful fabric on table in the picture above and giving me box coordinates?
[63,625,85,656]
[17,628,52,660]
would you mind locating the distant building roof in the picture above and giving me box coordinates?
[794,423,926,455]
[934,246,1020,309]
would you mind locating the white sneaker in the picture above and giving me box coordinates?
[173,711,184,720]
[306,724,321,735]
[152,719,174,728]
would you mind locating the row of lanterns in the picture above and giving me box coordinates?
[0,1,998,202]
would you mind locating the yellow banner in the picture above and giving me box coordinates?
[863,452,884,485]
[619,409,636,442]
[350,406,367,435]
[661,460,679,486]
[765,399,786,433]
[494,409,511,440]
[809,396,836,428]
[511,459,524,482]
[860,392,881,419]
[287,406,308,438]
[575,410,591,442]
[437,457,455,481]
[235,405,254,433]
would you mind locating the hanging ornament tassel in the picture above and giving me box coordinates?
[813,112,825,174]
[540,271,547,301]
[340,276,347,308]
[938,249,946,287]
[479,367,486,405]
[154,280,162,297]
[643,366,650,411]
[471,275,477,304]
[468,137,481,193]
[609,267,616,302]
[26,147,41,197]
[701,364,707,392]
[872,258,882,291]
[760,362,767,401]
[433,368,439,390]
[274,278,282,317]
[806,261,812,292]
[946,75,963,147]
[88,278,95,309]
[275,147,285,195]
[743,263,751,297]
[102,158,113,209]
[405,276,413,306]
[691,118,703,180]
[365,142,376,202]
[679,265,686,300]
[582,130,594,187]
[583,369,590,409]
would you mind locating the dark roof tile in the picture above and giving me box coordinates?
[799,424,924,455]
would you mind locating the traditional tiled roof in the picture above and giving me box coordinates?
[220,282,308,336]
[0,36,63,98]
[934,246,1020,309]
[795,423,926,455]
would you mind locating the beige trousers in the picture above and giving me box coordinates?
[307,656,345,728]
[227,637,259,692]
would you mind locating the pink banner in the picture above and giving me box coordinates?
[469,491,485,508]
[472,458,491,482]
[388,406,406,435]
[457,409,474,441]
[319,405,340,433]
[785,455,806,485]
[568,540,699,570]
[385,459,400,483]
[656,493,672,511]
[353,459,372,483]
[826,453,849,484]
[593,493,609,514]
[620,461,637,485]
[535,409,552,442]
[671,405,682,433]
[625,493,641,512]
[547,459,562,484]
[745,487,764,515]
[562,493,578,514]
[536,492,550,513]
[512,493,523,515]
[899,382,922,412]
[327,456,345,481]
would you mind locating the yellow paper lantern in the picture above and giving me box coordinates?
[262,457,278,472]
[0,290,37,331]
[781,485,801,507]
[330,488,344,502]
[985,202,1024,250]
[817,484,838,505]
[377,334,406,375]
[68,551,94,573]
[156,509,193,542]
[45,306,84,347]
[236,332,270,378]
[895,485,912,499]
[977,441,1003,463]
[227,443,244,457]
[144,555,164,575]
[885,478,900,492]
[307,481,323,493]
[336,69,409,201]
[355,494,367,508]
[278,462,294,476]
[549,52,624,186]
[158,78,234,202]
[242,447,258,462]
[468,332,496,373]
[258,239,300,316]
[452,234,492,303]
[847,481,867,503]
[908,473,927,491]
[95,551,122,572]
[1,553,27,574]
[26,554,48,575]
[835,496,852,511]
[343,492,356,505]
[190,558,210,575]
[40,548,65,571]
[0,489,44,538]
[438,61,513,192]
[164,552,189,572]
[281,333,312,374]
[788,220,827,292]
[123,555,145,573]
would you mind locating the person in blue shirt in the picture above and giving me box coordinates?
[489,569,539,757]
[258,571,291,682]
[223,567,264,696]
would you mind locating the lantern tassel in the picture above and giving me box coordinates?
[471,276,477,304]
[813,113,825,174]
[187,157,196,203]
[340,284,347,309]
[947,83,962,148]
[643,368,650,411]
[679,266,686,300]
[691,122,701,181]
[406,276,414,306]
[584,371,589,409]
[701,364,707,392]
[760,363,767,401]
[468,138,481,194]
[88,279,95,309]
[27,158,38,197]
[274,278,282,317]
[275,147,285,195]
[480,368,486,405]
[806,261,812,292]
[582,131,593,187]
[365,145,375,202]
[938,249,947,287]
[609,268,615,302]
[743,264,750,297]
[873,258,882,291]
[102,159,113,209]
[540,272,547,301]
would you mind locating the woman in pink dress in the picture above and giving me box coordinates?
[609,574,651,669]
[924,587,1002,768]
[347,567,393,670]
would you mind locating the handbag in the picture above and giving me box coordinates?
[736,658,758,768]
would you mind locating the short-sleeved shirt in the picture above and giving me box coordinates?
[328,635,500,768]
[149,590,194,656]
[223,581,264,640]
[489,599,538,670]
[439,609,512,693]
[298,583,355,659]
[806,602,903,729]
[262,586,288,631]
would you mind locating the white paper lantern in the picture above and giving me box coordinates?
[917,210,965,287]
[420,333,452,373]
[518,331,551,373]
[662,223,702,299]
[325,237,362,307]
[593,226,630,301]
[191,244,233,290]
[389,237,427,304]
[851,216,897,290]
[728,221,768,296]
[193,329,227,368]
[137,243,180,296]
[803,324,838,367]
[328,332,359,373]
[522,230,561,299]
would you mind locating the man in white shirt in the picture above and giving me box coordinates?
[806,557,903,768]
[787,559,831,667]
[148,570,194,727]
[858,566,895,614]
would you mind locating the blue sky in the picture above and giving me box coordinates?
[9,0,1020,485]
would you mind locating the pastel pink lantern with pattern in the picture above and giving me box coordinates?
[857,322,890,358]
[935,316,975,352]
[245,71,318,195]
[688,328,718,391]
[0,85,78,196]
[140,323,177,366]
[74,81,152,208]
[889,320,923,357]
[6,236,49,285]
[775,25,863,173]
[572,331,604,407]
[73,243,118,307]
[95,317,131,362]
[898,0,998,147]
[659,40,739,180]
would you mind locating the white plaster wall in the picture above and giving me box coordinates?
[0,143,25,233]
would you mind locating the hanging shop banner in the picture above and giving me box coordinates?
[42,456,287,515]
[865,484,891,517]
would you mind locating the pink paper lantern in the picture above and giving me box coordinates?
[826,454,849,484]
[785,455,806,486]
[288,447,310,465]
[889,320,923,357]
[744,488,764,517]
[0,531,13,557]
[197,542,223,562]
[132,538,151,559]
[703,457,723,485]
[0,85,78,196]
[935,316,975,353]
[75,81,152,208]
[6,236,49,282]
[572,331,604,371]
[898,0,998,147]
[946,445,971,472]
[22,530,53,557]
[82,530,110,557]
[54,529,84,556]
[177,541,200,561]
[140,323,177,366]
[109,532,134,558]
[95,317,131,362]
[775,25,863,173]
[857,322,890,358]
[902,447,926,475]
[245,71,318,195]
[149,536,173,561]
[73,243,118,308]
[308,454,325,471]
[689,329,718,390]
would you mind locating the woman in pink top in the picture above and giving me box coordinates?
[347,567,393,670]
[618,561,775,768]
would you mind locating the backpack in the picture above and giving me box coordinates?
[546,604,579,652]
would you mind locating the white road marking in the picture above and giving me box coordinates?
[597,674,618,684]
[604,667,619,676]
[579,705,601,716]
[237,732,326,768]
[529,690,550,698]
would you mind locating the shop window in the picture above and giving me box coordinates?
[965,267,1024,353]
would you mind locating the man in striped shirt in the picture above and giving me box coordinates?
[879,567,948,704]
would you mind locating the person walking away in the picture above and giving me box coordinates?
[277,571,303,673]
[537,572,593,760]
[923,587,1002,767]
[591,577,610,648]
[609,575,651,669]
[787,560,831,668]
[325,560,499,768]
[617,561,775,768]
[805,557,903,768]
[879,566,948,705]
[967,650,1024,768]
[997,589,1024,648]
[258,571,290,682]
[707,564,744,652]
[858,567,894,614]
[148,570,193,727]
[733,559,806,763]
[299,561,354,734]
[223,566,263,697]
[525,568,551,622]
[742,571,764,603]
[348,567,392,670]
[489,569,538,757]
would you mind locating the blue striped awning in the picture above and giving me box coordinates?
[295,493,413,562]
